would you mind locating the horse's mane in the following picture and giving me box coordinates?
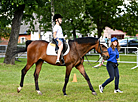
[69,37,98,44]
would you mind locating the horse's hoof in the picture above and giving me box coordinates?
[63,93,67,96]
[92,92,97,95]
[36,90,42,95]
[17,86,22,93]
[64,94,67,96]
[17,88,20,93]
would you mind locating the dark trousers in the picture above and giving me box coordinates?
[102,62,119,89]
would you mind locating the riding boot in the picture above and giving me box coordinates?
[60,52,65,65]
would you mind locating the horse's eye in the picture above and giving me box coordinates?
[102,45,105,47]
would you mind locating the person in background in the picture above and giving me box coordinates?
[104,37,109,47]
[99,37,123,93]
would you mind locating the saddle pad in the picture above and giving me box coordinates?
[46,42,70,56]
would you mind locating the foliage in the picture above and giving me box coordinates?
[86,0,124,38]
[0,0,47,30]
[114,0,138,36]
[33,1,51,32]
[0,27,11,39]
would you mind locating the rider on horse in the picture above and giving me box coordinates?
[53,14,65,64]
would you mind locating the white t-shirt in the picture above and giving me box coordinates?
[53,24,64,38]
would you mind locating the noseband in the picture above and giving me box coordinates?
[94,41,108,64]
[98,41,108,55]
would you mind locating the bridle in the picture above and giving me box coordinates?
[95,40,108,62]
[98,40,108,55]
[85,40,108,68]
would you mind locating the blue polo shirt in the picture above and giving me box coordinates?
[107,47,119,63]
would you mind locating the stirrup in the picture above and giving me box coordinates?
[61,58,65,65]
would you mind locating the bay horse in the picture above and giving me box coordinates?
[14,37,109,95]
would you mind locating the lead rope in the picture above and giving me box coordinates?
[85,55,102,69]
[85,40,104,69]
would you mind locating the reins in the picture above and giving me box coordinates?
[85,55,102,69]
[85,40,107,68]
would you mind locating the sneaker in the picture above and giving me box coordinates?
[114,89,123,93]
[56,59,60,64]
[99,85,104,93]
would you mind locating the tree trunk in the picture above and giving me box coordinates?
[51,0,55,33]
[97,18,103,38]
[97,28,103,38]
[73,27,76,39]
[3,5,25,64]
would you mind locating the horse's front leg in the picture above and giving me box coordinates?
[75,63,97,95]
[62,65,73,96]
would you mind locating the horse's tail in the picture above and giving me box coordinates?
[12,40,32,58]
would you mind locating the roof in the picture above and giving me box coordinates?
[104,27,126,35]
[103,27,126,38]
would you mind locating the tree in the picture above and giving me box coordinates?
[114,0,138,36]
[0,0,46,64]
[86,0,124,38]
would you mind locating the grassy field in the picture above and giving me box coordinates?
[0,56,138,102]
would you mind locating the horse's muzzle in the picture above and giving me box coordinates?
[103,55,109,60]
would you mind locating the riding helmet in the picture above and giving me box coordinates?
[53,14,63,21]
[111,37,118,42]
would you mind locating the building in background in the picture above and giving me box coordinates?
[18,13,52,44]
[18,22,52,44]
[103,27,126,39]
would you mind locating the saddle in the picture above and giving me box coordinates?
[46,38,69,65]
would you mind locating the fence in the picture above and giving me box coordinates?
[0,45,26,58]
[0,45,138,69]
[86,47,138,69]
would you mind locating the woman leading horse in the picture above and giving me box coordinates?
[14,37,109,95]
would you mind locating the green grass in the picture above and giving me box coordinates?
[0,57,138,102]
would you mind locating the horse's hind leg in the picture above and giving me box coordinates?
[75,64,97,95]
[34,59,44,95]
[17,63,34,93]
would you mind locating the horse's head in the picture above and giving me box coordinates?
[96,42,109,60]
[73,37,109,60]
